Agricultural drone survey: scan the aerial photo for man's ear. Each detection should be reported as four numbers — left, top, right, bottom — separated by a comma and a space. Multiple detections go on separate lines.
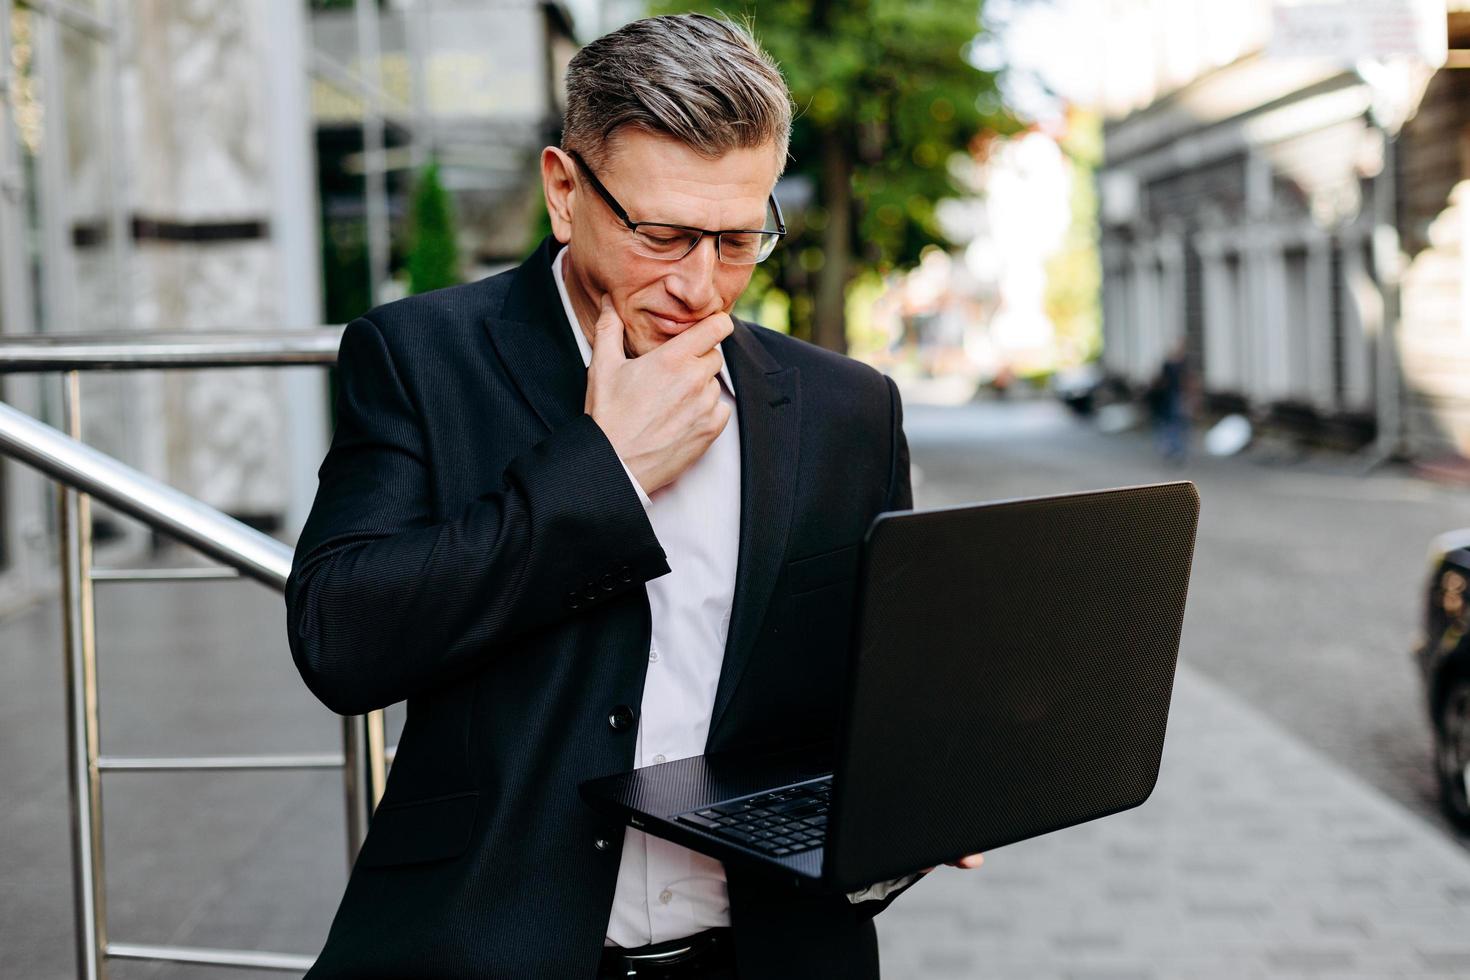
540, 147, 577, 244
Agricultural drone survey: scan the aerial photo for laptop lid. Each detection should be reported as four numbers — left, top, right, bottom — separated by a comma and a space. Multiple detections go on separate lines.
824, 481, 1198, 890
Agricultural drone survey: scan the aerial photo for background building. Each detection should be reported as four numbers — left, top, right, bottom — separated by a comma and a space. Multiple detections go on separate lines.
1089, 0, 1470, 460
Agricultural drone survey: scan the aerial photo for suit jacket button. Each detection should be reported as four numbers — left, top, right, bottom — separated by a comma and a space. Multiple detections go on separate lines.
608, 705, 634, 731
594, 837, 611, 851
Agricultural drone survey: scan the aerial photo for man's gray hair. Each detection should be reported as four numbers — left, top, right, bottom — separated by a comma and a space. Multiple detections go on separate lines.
562, 13, 792, 172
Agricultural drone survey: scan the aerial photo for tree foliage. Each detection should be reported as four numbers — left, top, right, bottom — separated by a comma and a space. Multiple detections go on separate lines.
652, 0, 1019, 350
407, 160, 462, 296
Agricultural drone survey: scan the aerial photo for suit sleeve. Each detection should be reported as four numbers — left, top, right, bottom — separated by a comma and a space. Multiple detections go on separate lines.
284, 316, 669, 716
855, 374, 923, 917
883, 374, 912, 512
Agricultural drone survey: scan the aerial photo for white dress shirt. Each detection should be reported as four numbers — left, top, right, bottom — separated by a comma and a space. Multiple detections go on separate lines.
550, 250, 917, 949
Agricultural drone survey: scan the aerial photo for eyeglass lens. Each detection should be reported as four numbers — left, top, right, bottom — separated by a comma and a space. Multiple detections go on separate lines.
630, 228, 779, 264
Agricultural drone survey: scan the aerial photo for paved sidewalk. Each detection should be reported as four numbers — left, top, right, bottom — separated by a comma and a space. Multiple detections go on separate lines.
877, 665, 1470, 979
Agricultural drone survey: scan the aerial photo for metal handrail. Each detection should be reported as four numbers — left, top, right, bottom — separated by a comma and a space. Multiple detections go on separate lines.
90, 567, 242, 582
0, 327, 343, 371
107, 942, 314, 973
98, 753, 347, 772
0, 400, 293, 587
0, 331, 386, 978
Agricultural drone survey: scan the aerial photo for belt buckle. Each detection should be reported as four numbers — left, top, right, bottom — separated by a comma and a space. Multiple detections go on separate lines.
612, 931, 720, 977
624, 941, 696, 966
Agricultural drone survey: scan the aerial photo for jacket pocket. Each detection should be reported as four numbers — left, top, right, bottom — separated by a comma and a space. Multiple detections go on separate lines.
786, 543, 860, 597
355, 791, 479, 869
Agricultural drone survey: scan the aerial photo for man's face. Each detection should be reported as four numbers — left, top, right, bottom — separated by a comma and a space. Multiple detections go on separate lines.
542, 129, 782, 357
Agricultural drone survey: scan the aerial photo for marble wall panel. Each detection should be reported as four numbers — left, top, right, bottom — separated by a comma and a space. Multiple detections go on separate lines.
130, 240, 289, 514
128, 0, 271, 222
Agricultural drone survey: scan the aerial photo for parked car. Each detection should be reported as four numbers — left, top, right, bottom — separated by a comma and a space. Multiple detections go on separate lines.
1416, 529, 1470, 829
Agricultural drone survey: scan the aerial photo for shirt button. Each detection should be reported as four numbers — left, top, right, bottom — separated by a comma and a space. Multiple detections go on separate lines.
659, 888, 673, 905
594, 838, 611, 851
653, 753, 666, 764
648, 647, 659, 663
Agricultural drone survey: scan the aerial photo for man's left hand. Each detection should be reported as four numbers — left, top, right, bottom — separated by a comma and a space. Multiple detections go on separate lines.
920, 853, 985, 874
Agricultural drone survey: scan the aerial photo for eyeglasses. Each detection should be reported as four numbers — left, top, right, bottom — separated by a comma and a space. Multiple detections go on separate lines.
568, 150, 786, 265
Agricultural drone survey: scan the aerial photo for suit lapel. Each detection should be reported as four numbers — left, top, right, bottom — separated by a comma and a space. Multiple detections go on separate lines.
707, 321, 800, 746
482, 237, 587, 433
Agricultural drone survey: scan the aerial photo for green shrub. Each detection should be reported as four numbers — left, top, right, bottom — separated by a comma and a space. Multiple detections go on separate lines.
407, 160, 461, 295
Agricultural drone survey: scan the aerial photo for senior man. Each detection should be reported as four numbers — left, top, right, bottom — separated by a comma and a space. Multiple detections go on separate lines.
286, 14, 980, 979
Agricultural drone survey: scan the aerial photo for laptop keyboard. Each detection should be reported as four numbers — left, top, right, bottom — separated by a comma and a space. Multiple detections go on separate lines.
674, 779, 830, 857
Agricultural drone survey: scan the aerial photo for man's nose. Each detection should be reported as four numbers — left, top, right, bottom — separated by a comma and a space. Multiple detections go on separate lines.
664, 235, 719, 312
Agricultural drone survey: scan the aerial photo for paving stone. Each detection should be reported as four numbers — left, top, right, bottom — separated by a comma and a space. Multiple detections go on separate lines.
917, 947, 977, 975
1264, 947, 1357, 971
1309, 913, 1369, 937
1184, 899, 1269, 918
1050, 931, 1123, 953
1417, 949, 1470, 972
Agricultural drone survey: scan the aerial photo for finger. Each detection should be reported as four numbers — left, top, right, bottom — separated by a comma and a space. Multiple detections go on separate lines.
694, 376, 723, 420
589, 296, 626, 370
946, 853, 985, 870
693, 345, 725, 379
664, 312, 732, 359
711, 397, 733, 435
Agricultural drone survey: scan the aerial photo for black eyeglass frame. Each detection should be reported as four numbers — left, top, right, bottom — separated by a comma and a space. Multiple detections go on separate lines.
567, 150, 787, 264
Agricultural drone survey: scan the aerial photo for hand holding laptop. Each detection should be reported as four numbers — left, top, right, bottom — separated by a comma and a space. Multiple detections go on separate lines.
921, 852, 985, 874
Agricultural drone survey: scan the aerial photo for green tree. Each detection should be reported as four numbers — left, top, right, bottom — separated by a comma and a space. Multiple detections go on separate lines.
407, 160, 462, 295
654, 2, 1018, 351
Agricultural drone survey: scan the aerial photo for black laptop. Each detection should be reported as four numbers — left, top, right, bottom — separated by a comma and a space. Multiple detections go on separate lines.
579, 481, 1199, 893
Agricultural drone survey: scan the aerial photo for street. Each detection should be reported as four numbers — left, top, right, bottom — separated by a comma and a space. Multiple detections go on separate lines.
903, 395, 1470, 851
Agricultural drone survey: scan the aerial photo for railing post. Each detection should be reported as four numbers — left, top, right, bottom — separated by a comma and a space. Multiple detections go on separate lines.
341, 715, 371, 864
59, 370, 108, 980
367, 708, 387, 809
341, 709, 390, 866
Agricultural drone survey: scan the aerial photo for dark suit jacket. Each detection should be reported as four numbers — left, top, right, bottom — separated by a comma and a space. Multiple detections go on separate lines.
284, 237, 916, 979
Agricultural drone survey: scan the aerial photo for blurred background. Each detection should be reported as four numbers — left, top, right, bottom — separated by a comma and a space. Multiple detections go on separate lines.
5, 0, 1470, 977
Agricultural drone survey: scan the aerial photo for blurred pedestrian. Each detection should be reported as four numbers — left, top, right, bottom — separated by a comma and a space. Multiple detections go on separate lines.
1147, 341, 1191, 463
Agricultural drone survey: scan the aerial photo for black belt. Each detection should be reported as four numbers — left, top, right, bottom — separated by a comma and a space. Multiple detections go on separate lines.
598, 927, 735, 978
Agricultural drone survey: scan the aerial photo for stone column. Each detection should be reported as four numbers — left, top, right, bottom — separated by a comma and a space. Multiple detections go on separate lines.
122, 0, 324, 528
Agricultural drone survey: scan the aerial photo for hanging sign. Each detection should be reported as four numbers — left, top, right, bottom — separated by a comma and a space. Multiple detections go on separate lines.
1269, 0, 1447, 66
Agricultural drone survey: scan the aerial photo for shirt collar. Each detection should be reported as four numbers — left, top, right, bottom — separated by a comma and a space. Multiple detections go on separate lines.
551, 246, 735, 397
